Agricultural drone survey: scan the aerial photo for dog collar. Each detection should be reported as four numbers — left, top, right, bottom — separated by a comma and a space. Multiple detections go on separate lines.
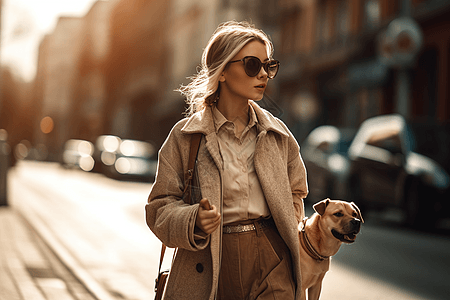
300, 218, 330, 262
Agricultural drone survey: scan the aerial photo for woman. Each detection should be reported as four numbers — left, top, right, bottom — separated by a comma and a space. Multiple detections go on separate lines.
146, 21, 308, 300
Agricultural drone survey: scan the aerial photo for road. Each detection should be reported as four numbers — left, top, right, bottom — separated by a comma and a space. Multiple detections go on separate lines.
8, 161, 450, 300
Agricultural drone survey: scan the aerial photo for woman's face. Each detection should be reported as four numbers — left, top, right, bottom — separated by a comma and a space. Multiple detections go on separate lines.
219, 40, 270, 102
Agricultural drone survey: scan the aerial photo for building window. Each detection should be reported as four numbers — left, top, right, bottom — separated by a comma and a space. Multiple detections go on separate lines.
316, 3, 330, 50
280, 7, 301, 55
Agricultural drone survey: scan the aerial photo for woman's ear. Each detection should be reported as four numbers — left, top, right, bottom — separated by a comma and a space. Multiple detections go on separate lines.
219, 72, 226, 83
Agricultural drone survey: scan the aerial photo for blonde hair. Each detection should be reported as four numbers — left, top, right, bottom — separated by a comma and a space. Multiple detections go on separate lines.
178, 21, 274, 116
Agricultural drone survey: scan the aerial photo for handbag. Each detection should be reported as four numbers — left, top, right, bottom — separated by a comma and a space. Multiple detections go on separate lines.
154, 133, 202, 300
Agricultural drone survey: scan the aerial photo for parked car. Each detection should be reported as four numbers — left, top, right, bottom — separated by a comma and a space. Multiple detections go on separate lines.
94, 135, 157, 181
302, 125, 356, 203
347, 114, 450, 228
62, 139, 95, 172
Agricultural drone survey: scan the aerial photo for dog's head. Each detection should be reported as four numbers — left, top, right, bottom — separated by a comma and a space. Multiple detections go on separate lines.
313, 198, 364, 244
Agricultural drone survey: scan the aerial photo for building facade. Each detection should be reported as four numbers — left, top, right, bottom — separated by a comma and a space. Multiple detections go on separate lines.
102, 0, 171, 147
69, 0, 115, 143
275, 0, 450, 169
34, 16, 84, 161
30, 0, 449, 171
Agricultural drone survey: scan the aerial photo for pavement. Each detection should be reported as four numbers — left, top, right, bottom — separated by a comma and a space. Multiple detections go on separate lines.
3, 161, 446, 300
0, 206, 104, 300
5, 162, 152, 300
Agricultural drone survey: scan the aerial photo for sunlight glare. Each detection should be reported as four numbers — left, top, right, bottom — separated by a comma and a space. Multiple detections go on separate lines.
1, 0, 99, 81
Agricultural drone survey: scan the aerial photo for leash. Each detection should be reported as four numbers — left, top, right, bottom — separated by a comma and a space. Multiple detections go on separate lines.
299, 217, 330, 262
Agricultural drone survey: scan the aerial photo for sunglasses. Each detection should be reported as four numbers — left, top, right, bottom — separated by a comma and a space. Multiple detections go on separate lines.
228, 56, 280, 79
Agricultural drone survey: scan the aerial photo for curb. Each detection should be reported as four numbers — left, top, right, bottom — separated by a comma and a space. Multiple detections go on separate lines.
16, 206, 116, 300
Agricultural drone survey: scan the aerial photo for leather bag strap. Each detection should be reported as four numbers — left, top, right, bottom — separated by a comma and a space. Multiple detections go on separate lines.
183, 133, 202, 205
158, 243, 166, 272
158, 243, 166, 273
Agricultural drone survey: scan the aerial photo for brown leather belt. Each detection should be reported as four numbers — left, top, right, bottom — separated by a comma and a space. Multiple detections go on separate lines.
223, 218, 274, 234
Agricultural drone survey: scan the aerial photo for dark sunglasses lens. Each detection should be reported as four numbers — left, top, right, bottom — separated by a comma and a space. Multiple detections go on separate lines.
266, 61, 279, 78
244, 57, 262, 77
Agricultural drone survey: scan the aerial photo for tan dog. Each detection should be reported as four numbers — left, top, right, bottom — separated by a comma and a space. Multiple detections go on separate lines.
299, 199, 364, 300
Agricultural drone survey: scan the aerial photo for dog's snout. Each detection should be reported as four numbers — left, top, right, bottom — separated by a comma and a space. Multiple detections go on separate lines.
351, 219, 360, 225
350, 219, 361, 230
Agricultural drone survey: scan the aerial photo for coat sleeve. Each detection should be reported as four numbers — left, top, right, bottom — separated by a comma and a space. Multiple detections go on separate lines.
145, 123, 210, 250
286, 131, 308, 224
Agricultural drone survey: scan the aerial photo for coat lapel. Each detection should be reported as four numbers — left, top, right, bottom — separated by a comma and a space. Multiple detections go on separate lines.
181, 106, 222, 169
251, 102, 301, 293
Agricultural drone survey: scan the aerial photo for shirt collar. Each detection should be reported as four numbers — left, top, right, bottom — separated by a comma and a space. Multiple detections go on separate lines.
248, 104, 258, 128
181, 101, 289, 138
212, 104, 258, 133
212, 105, 228, 133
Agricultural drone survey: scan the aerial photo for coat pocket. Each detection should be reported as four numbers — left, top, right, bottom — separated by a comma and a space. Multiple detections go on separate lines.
164, 247, 213, 299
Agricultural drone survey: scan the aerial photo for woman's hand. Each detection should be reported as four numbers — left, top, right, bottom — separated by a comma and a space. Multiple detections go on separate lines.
196, 198, 221, 235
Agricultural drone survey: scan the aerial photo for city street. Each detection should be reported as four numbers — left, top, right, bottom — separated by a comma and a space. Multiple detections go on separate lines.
7, 161, 450, 300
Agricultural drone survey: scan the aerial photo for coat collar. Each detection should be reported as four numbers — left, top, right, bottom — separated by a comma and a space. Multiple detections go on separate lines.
181, 100, 289, 137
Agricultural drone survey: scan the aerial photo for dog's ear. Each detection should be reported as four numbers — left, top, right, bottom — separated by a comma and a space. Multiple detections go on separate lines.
313, 198, 330, 215
351, 202, 364, 223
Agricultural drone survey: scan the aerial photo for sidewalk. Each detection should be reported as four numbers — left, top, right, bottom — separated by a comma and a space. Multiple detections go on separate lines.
0, 206, 96, 300
9, 162, 152, 300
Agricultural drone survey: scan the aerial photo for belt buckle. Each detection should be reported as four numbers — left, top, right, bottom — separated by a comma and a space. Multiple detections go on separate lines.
236, 224, 243, 233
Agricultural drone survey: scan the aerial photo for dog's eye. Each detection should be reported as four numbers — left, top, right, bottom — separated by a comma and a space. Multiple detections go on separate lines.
352, 212, 357, 217
334, 212, 344, 217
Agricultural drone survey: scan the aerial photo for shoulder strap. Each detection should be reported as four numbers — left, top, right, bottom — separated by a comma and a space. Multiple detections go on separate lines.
183, 133, 202, 205
158, 243, 166, 272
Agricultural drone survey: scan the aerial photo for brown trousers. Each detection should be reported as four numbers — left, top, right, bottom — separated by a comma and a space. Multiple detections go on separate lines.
217, 220, 296, 300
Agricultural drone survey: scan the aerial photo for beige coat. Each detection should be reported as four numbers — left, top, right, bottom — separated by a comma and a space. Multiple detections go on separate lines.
146, 101, 308, 299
